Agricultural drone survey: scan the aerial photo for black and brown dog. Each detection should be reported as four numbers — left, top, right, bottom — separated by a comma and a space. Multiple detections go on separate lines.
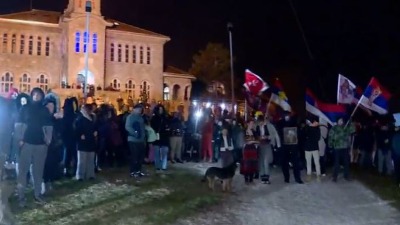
201, 162, 238, 192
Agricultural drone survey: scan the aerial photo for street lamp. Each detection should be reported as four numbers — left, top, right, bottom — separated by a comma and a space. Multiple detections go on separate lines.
83, 0, 92, 98
227, 22, 235, 116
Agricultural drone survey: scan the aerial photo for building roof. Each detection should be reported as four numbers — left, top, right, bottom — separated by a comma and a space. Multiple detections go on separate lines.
106, 19, 169, 39
0, 9, 61, 24
164, 66, 196, 80
0, 10, 169, 38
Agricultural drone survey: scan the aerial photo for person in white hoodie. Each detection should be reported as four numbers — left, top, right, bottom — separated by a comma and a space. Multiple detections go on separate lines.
255, 116, 281, 184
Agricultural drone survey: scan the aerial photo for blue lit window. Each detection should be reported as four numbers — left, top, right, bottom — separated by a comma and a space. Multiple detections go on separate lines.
83, 31, 89, 53
92, 33, 97, 53
75, 32, 80, 53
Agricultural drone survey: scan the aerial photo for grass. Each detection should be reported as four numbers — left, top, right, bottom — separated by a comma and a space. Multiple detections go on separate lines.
351, 165, 400, 209
9, 165, 223, 225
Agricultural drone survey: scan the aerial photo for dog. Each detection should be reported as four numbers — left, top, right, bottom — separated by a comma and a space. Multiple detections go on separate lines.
201, 162, 237, 192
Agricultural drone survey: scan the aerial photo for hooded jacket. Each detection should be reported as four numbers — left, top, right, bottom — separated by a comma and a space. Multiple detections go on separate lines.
150, 105, 170, 146
19, 87, 53, 145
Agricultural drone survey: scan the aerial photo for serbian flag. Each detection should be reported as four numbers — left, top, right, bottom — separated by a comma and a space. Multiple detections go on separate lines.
243, 69, 269, 96
337, 74, 356, 104
353, 86, 372, 116
358, 77, 391, 115
306, 89, 347, 125
270, 79, 291, 112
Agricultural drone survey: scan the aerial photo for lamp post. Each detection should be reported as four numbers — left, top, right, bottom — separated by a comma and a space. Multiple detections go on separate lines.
83, 0, 92, 98
227, 22, 235, 116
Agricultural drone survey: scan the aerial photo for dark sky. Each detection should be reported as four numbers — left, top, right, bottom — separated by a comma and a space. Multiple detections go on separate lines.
1, 0, 400, 103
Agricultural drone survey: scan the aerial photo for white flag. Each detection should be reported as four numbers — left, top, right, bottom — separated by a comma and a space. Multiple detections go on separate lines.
337, 74, 356, 104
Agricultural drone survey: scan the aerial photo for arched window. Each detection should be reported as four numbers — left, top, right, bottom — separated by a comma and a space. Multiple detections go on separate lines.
146, 46, 151, 64
111, 79, 120, 90
83, 31, 88, 53
11, 34, 16, 53
163, 84, 170, 101
37, 74, 49, 91
75, 32, 80, 52
140, 81, 150, 100
139, 46, 143, 64
125, 80, 135, 98
20, 35, 25, 54
110, 43, 114, 61
37, 36, 42, 55
132, 45, 136, 63
19, 74, 31, 92
172, 84, 180, 101
2, 33, 8, 53
92, 33, 97, 53
184, 86, 191, 100
1, 72, 13, 93
125, 45, 129, 63
28, 36, 33, 55
45, 37, 50, 56
117, 44, 122, 62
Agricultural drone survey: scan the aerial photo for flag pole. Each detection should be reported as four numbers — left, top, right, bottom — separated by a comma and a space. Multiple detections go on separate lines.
346, 101, 360, 127
244, 99, 248, 121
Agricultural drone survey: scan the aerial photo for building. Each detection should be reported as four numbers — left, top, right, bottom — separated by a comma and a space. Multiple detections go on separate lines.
0, 0, 195, 114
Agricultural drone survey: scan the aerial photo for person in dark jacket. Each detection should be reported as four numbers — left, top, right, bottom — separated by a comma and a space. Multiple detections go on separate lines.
151, 104, 170, 171
169, 112, 184, 163
42, 97, 64, 194
391, 125, 400, 187
277, 112, 303, 184
377, 124, 393, 175
62, 96, 79, 178
125, 104, 146, 178
17, 87, 53, 206
304, 117, 321, 182
75, 103, 97, 181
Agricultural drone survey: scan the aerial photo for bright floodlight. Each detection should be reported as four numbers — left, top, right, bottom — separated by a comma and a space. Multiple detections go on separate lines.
195, 110, 202, 118
206, 102, 211, 108
220, 103, 226, 110
192, 101, 197, 106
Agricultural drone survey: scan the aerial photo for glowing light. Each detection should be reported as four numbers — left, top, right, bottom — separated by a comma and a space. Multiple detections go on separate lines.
192, 101, 197, 106
206, 102, 211, 108
195, 110, 202, 119
220, 103, 226, 110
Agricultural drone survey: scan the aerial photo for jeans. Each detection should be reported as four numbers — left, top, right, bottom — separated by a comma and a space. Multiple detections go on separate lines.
154, 145, 169, 170
281, 145, 302, 182
378, 149, 393, 174
259, 143, 273, 176
129, 142, 146, 173
333, 148, 350, 179
305, 150, 321, 176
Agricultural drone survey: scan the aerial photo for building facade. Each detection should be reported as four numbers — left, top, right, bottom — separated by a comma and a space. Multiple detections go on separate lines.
0, 0, 195, 110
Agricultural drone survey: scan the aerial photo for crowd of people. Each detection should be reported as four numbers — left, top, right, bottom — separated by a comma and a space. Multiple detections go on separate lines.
1, 86, 400, 209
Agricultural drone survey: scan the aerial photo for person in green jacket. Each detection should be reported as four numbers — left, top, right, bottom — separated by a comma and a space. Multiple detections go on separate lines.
328, 117, 355, 182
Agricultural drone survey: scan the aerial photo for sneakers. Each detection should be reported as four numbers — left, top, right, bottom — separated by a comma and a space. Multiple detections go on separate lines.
34, 196, 47, 205
306, 175, 312, 182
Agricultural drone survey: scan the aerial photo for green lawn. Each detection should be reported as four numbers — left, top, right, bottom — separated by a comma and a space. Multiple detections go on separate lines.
9, 166, 223, 225
352, 165, 400, 209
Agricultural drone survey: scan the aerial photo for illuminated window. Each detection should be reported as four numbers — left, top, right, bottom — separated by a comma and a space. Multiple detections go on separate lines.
20, 35, 25, 54
139, 46, 143, 64
163, 84, 170, 101
2, 34, 8, 53
37, 74, 49, 91
92, 33, 97, 53
37, 36, 42, 56
111, 79, 121, 90
19, 74, 31, 92
28, 36, 33, 55
125, 45, 129, 63
83, 31, 88, 53
11, 34, 16, 53
75, 32, 80, 52
125, 80, 135, 98
140, 81, 150, 100
117, 44, 122, 62
146, 46, 151, 64
132, 45, 136, 63
110, 43, 114, 61
45, 37, 50, 56
1, 72, 13, 93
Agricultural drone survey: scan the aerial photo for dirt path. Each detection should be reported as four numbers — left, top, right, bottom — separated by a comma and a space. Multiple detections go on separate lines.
174, 162, 400, 225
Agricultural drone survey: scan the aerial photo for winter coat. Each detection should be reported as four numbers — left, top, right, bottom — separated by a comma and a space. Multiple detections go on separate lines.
391, 131, 400, 156
75, 110, 97, 152
150, 114, 170, 146
376, 129, 391, 153
328, 124, 355, 150
304, 126, 321, 151
232, 124, 245, 149
125, 111, 145, 143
